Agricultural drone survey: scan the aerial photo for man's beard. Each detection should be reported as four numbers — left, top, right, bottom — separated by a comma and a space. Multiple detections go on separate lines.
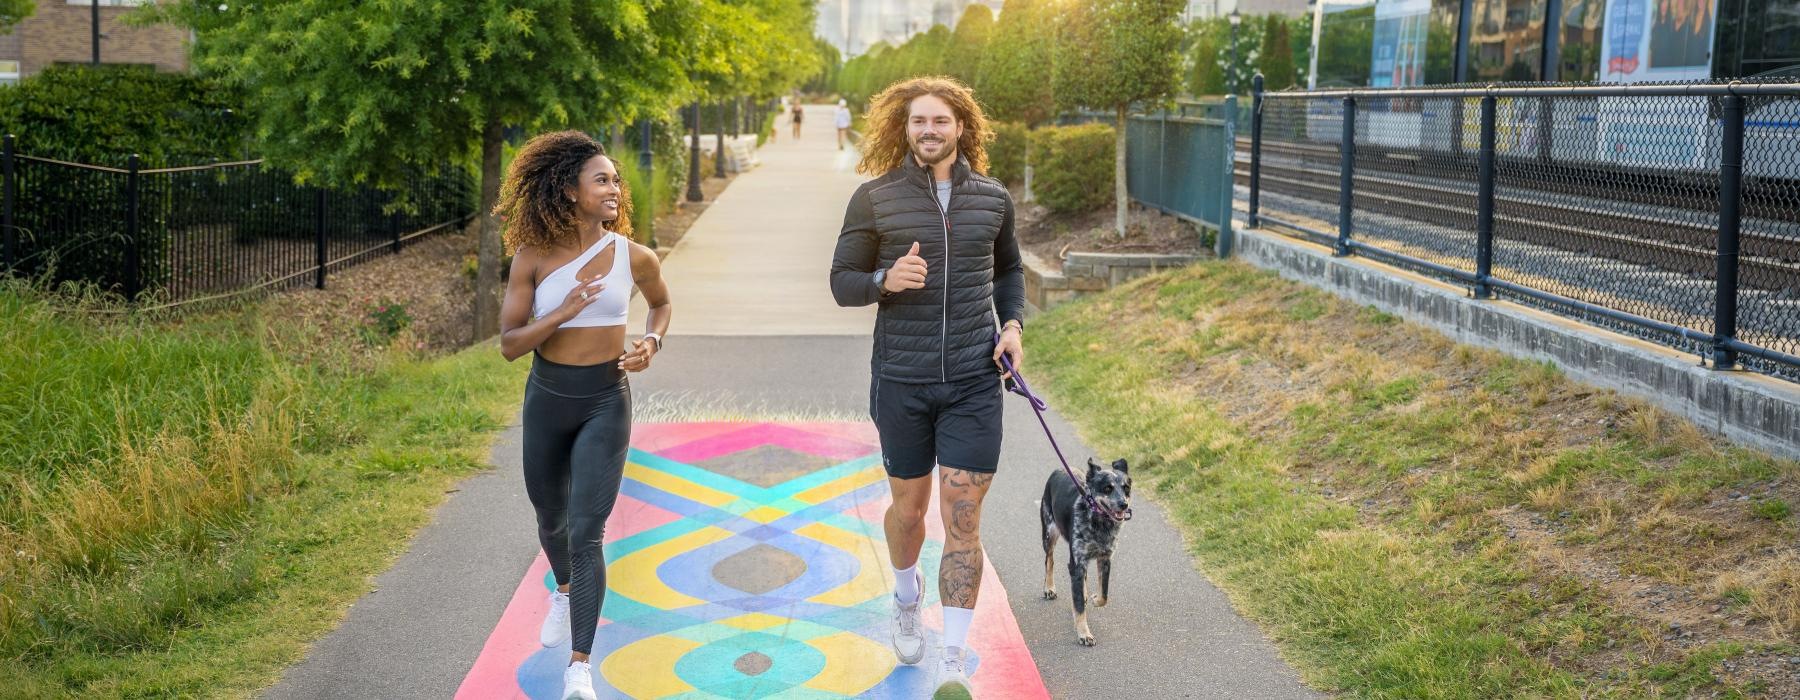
910, 135, 955, 166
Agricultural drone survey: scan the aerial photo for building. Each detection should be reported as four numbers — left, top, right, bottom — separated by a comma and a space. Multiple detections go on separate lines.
817, 0, 1006, 57
0, 0, 190, 84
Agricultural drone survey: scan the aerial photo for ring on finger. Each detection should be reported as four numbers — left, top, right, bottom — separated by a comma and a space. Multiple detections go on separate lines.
580, 291, 589, 300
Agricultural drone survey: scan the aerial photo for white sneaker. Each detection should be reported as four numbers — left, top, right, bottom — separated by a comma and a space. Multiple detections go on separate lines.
540, 590, 570, 648
934, 646, 974, 699
891, 570, 926, 665
562, 660, 597, 700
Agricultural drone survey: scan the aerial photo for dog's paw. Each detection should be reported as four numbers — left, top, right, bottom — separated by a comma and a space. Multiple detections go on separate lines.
1042, 589, 1057, 600
1077, 634, 1096, 646
1090, 595, 1108, 608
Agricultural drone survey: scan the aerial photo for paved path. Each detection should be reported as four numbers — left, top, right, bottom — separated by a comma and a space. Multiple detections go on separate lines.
263, 105, 1320, 699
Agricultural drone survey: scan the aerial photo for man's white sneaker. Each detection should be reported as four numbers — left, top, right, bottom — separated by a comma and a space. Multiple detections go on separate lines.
934, 645, 974, 699
891, 570, 926, 665
540, 590, 571, 648
562, 660, 597, 700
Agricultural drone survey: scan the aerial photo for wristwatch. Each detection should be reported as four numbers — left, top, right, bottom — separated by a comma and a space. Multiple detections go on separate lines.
643, 333, 663, 352
872, 269, 891, 296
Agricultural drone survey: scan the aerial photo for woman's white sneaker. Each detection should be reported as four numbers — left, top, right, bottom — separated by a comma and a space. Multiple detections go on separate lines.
562, 660, 597, 700
540, 590, 571, 647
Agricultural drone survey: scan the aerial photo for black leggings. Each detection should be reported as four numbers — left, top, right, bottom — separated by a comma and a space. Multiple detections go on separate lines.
521, 353, 631, 655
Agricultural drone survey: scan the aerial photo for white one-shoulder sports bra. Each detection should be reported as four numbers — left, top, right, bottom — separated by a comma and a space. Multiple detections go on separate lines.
532, 232, 631, 328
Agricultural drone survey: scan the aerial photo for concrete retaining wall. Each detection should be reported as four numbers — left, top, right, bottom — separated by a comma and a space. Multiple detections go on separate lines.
1023, 250, 1200, 312
1235, 227, 1800, 460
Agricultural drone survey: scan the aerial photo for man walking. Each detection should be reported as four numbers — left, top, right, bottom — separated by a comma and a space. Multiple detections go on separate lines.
829, 76, 1024, 698
835, 98, 854, 150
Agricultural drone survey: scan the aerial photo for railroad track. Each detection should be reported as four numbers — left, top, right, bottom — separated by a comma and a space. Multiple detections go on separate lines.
1233, 148, 1800, 291
1236, 137, 1800, 224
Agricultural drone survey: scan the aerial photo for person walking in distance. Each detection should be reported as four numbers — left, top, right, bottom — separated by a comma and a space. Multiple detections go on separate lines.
791, 98, 805, 139
835, 98, 854, 150
828, 76, 1024, 699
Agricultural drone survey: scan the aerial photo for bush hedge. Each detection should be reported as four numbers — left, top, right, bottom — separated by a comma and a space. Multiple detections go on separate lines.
988, 121, 1027, 187
0, 65, 250, 167
1029, 123, 1114, 214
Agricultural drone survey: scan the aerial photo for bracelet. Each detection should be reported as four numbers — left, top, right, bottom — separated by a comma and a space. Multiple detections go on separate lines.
643, 333, 663, 351
1002, 320, 1024, 334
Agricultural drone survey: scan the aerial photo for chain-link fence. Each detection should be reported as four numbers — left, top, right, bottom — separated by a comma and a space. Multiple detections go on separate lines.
1, 136, 476, 307
1243, 79, 1800, 383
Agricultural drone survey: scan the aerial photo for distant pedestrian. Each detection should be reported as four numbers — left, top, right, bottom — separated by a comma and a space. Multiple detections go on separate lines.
835, 99, 854, 150
791, 100, 805, 139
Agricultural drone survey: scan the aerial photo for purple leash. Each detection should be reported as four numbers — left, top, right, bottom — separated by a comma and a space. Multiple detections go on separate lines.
995, 334, 1132, 523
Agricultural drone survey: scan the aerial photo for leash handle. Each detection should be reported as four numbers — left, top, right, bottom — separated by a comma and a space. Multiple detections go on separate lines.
995, 333, 1131, 523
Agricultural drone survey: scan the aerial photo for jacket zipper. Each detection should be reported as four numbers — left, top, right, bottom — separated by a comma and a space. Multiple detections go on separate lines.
935, 180, 950, 382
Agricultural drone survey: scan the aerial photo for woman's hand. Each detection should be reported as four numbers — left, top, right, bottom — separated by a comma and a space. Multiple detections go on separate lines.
619, 336, 657, 372
553, 278, 606, 322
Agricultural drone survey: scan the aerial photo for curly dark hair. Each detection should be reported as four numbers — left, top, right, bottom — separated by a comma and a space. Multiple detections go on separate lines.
495, 130, 623, 253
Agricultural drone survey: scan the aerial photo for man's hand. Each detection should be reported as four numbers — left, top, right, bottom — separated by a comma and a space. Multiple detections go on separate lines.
884, 241, 928, 293
994, 324, 1023, 380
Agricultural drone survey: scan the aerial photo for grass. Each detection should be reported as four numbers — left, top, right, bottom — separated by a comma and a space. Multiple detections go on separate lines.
1027, 260, 1800, 698
0, 282, 526, 697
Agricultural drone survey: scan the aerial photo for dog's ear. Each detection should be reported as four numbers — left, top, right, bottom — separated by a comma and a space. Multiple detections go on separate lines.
1086, 457, 1103, 476
1112, 458, 1129, 474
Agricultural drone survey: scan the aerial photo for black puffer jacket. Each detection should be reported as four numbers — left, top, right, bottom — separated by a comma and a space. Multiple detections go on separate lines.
830, 155, 1025, 384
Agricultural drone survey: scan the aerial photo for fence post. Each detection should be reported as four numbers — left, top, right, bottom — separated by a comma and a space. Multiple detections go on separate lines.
1712, 91, 1746, 371
1336, 95, 1355, 256
1218, 95, 1237, 259
125, 154, 142, 302
1474, 93, 1497, 299
686, 102, 704, 202
638, 118, 657, 249
1248, 74, 1264, 229
314, 187, 327, 290
3, 134, 14, 273
390, 196, 402, 254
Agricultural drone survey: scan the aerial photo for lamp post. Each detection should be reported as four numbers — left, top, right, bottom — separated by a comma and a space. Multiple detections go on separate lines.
1228, 9, 1242, 96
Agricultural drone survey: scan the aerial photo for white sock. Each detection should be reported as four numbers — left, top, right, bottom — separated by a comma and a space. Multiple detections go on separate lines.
894, 563, 921, 605
943, 606, 974, 651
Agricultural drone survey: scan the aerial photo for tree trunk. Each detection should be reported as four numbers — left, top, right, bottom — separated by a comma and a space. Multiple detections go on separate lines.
1115, 105, 1129, 238
474, 119, 504, 341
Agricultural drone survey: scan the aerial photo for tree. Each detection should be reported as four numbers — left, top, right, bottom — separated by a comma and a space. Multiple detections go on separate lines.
0, 0, 32, 34
1261, 14, 1296, 91
152, 0, 697, 340
943, 4, 995, 87
979, 0, 1056, 126
1053, 0, 1185, 236
902, 24, 953, 81
804, 36, 842, 95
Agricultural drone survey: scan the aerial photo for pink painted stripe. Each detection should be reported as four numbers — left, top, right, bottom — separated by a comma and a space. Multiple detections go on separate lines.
454, 556, 549, 700
657, 423, 877, 464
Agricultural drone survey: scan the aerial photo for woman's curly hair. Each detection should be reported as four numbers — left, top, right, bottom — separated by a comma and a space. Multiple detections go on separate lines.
495, 130, 631, 253
856, 76, 992, 177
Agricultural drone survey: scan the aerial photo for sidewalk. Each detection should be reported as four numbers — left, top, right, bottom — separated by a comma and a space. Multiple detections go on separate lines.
262, 105, 1319, 699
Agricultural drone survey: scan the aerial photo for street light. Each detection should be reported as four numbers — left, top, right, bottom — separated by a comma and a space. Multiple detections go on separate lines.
1228, 9, 1241, 96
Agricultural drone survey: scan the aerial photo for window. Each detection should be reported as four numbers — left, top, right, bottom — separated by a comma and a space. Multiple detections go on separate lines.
0, 60, 17, 87
1467, 0, 1548, 81
1558, 0, 1606, 79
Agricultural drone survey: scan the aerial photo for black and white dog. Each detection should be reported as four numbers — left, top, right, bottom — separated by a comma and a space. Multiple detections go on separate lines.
1039, 457, 1132, 646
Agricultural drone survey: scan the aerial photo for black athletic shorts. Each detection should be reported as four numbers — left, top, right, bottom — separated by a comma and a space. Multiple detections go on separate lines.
870, 373, 1003, 479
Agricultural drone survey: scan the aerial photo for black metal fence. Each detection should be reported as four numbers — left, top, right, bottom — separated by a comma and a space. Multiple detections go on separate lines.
1, 135, 477, 307
1243, 78, 1800, 383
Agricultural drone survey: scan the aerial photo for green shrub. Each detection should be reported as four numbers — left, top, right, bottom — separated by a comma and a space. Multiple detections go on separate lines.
988, 121, 1027, 187
358, 300, 412, 346
1030, 123, 1115, 214
0, 64, 249, 167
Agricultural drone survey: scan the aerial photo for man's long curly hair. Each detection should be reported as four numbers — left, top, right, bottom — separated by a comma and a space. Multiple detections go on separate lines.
495, 130, 632, 253
856, 76, 992, 177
